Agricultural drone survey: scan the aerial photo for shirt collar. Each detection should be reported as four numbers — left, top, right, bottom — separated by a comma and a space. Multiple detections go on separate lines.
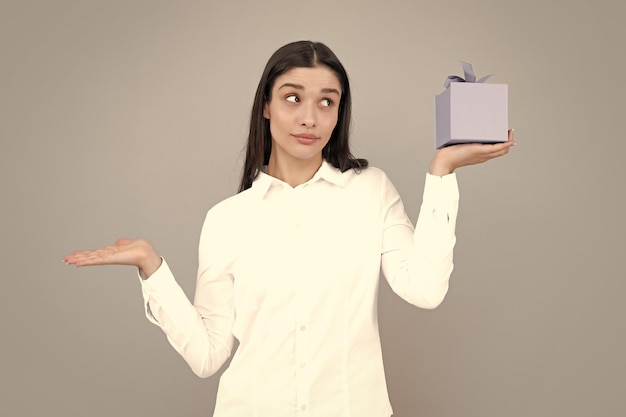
250, 159, 347, 199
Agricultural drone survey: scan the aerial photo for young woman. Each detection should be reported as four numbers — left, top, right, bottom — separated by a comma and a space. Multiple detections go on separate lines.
65, 41, 514, 417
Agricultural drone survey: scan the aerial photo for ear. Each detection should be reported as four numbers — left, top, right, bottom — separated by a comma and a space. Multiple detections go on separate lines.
263, 103, 270, 119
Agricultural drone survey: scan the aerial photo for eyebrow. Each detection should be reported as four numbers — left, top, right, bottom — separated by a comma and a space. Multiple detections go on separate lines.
278, 83, 341, 95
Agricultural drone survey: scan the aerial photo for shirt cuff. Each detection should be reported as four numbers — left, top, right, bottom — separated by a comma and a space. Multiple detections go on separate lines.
138, 258, 176, 325
138, 257, 169, 284
423, 172, 459, 205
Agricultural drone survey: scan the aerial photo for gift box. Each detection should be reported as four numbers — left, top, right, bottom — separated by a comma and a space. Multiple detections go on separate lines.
435, 62, 508, 148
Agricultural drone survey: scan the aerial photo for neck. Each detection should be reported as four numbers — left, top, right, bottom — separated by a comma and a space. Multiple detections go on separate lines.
267, 153, 323, 188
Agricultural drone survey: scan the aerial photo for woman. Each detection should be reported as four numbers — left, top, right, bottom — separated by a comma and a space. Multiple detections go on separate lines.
65, 41, 514, 416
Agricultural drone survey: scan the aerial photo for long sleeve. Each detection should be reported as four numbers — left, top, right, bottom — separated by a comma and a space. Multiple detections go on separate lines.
381, 172, 459, 309
140, 203, 237, 377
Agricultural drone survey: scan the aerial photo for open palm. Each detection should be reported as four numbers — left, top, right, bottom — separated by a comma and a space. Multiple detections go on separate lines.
64, 238, 162, 277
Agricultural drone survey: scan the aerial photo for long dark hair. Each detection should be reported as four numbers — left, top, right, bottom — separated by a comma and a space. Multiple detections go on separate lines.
238, 41, 368, 192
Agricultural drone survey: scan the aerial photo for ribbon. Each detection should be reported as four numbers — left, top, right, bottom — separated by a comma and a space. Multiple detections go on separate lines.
444, 61, 493, 88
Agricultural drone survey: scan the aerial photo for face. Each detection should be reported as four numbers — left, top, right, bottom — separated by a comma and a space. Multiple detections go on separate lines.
263, 66, 341, 167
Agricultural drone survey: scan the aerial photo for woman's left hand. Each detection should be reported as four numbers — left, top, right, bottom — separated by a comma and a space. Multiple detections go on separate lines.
429, 129, 516, 176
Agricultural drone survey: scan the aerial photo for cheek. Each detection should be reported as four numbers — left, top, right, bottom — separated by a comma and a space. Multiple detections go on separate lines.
267, 112, 288, 134
323, 113, 339, 135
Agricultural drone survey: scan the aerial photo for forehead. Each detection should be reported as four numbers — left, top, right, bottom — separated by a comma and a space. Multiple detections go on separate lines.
273, 66, 342, 93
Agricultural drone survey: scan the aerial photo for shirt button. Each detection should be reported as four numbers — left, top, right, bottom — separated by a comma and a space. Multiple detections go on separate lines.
300, 325, 306, 331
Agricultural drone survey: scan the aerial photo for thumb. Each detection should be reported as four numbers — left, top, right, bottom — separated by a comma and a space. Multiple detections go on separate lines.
115, 238, 133, 247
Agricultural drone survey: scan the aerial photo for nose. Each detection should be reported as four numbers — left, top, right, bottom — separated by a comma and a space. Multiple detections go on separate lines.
300, 102, 317, 128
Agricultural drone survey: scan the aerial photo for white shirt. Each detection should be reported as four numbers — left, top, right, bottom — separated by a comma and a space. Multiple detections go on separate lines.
141, 161, 459, 417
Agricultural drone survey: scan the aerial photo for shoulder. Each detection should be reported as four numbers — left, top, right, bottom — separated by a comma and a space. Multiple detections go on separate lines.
339, 166, 402, 209
355, 165, 386, 178
344, 165, 394, 190
204, 188, 254, 222
197, 189, 257, 250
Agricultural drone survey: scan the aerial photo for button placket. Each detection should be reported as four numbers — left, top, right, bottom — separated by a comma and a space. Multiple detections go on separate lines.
293, 186, 311, 415
295, 315, 310, 413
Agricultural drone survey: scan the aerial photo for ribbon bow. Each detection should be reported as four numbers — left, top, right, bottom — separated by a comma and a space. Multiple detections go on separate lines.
444, 61, 493, 88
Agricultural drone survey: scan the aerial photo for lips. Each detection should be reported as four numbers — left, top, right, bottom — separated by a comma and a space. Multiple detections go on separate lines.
292, 133, 319, 145
292, 133, 318, 139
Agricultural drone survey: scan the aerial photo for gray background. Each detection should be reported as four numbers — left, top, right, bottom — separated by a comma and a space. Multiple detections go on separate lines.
1, 0, 624, 416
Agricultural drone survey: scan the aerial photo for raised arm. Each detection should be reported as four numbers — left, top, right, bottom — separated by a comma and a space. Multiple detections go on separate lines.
381, 130, 515, 308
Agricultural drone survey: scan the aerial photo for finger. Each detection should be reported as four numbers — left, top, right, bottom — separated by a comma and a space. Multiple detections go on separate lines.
74, 256, 112, 267
470, 141, 513, 155
508, 128, 517, 145
65, 239, 127, 265
485, 140, 515, 155
64, 250, 95, 264
65, 251, 101, 266
73, 249, 118, 266
484, 146, 511, 161
64, 245, 118, 265
486, 142, 511, 155
470, 146, 509, 164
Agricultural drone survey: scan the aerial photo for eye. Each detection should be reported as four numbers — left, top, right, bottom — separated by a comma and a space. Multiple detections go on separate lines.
286, 95, 299, 103
320, 98, 333, 107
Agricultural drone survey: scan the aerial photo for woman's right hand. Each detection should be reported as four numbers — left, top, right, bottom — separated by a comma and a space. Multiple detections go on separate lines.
64, 238, 162, 278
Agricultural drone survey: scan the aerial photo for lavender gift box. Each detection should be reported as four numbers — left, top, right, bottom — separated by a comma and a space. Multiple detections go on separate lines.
435, 62, 508, 149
